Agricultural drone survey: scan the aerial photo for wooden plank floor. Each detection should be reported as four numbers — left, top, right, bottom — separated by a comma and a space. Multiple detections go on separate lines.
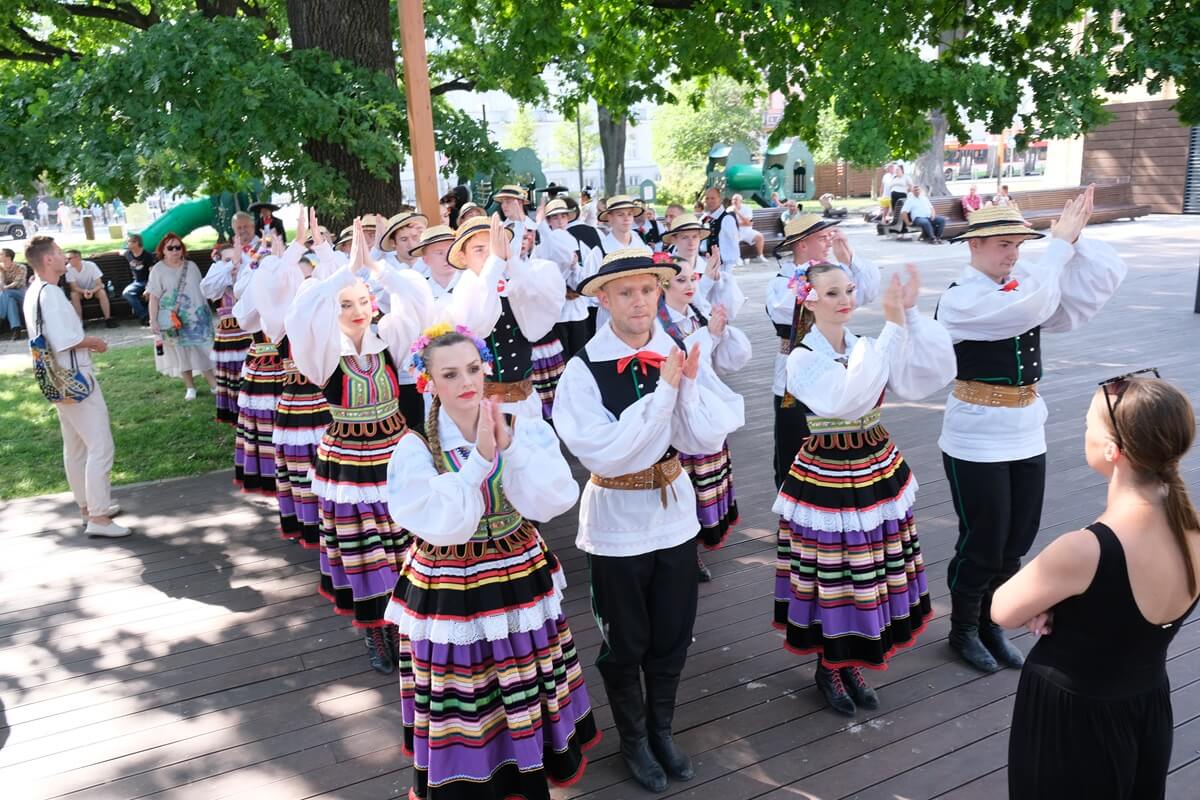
2, 214, 1199, 799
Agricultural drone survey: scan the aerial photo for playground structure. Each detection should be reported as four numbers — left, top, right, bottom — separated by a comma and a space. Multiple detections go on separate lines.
706, 139, 816, 206
472, 147, 548, 212
138, 188, 271, 250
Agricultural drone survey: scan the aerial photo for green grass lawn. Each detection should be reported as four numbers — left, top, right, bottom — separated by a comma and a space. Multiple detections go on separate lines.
0, 345, 234, 500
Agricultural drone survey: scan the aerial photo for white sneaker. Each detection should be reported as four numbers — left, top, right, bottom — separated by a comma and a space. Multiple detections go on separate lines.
86, 520, 132, 538
184, 388, 197, 401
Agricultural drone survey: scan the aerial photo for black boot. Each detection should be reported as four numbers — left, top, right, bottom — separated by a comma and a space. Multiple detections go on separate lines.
839, 666, 880, 711
697, 551, 712, 583
979, 622, 1024, 668
646, 674, 694, 781
815, 661, 856, 716
949, 622, 1001, 673
386, 623, 403, 663
365, 627, 394, 675
606, 681, 668, 793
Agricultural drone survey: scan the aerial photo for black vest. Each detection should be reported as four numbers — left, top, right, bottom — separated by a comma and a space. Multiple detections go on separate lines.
577, 345, 678, 462
486, 296, 534, 383
773, 322, 791, 339
937, 282, 1043, 386
568, 224, 604, 255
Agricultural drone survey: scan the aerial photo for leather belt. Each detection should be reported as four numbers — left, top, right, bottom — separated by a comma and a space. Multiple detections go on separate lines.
952, 379, 1039, 408
483, 378, 533, 403
590, 455, 683, 509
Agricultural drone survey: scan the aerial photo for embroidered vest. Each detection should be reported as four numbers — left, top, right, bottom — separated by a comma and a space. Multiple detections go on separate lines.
936, 282, 1043, 387
487, 296, 534, 383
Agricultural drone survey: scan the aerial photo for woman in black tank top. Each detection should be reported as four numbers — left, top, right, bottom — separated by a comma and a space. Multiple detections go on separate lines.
992, 374, 1200, 799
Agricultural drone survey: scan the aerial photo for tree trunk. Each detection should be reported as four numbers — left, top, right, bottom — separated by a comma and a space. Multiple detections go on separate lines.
597, 104, 627, 196
913, 109, 950, 196
286, 0, 403, 223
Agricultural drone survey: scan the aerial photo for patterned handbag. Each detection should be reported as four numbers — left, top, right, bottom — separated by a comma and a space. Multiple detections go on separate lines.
30, 285, 94, 404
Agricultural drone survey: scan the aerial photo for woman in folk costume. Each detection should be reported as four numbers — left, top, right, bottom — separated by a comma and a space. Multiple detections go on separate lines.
231, 232, 286, 494
252, 208, 335, 548
385, 325, 599, 800
774, 262, 955, 715
199, 242, 253, 425
285, 218, 428, 674
658, 214, 751, 582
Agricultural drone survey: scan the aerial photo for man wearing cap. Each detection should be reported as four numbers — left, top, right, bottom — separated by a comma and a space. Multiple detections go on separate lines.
248, 201, 287, 243
699, 187, 740, 273
766, 214, 881, 488
934, 186, 1128, 673
553, 248, 744, 793
535, 197, 597, 357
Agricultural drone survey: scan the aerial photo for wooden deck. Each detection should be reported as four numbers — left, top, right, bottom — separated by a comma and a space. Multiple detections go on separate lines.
3, 215, 1199, 799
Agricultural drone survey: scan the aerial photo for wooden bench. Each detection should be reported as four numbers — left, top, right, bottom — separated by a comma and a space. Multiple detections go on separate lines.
74, 250, 214, 322
916, 183, 1152, 240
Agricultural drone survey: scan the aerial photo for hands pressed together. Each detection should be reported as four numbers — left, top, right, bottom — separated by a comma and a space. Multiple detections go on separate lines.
660, 343, 702, 389
474, 398, 512, 462
881, 263, 921, 326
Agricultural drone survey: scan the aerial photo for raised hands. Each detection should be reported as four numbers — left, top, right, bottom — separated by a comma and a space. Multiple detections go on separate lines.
705, 247, 721, 282
708, 304, 728, 338
349, 217, 381, 278
295, 205, 309, 247
899, 263, 921, 309
535, 193, 547, 226
489, 213, 511, 262
881, 273, 906, 327
1050, 184, 1094, 245
474, 399, 511, 461
830, 227, 853, 266
308, 207, 325, 249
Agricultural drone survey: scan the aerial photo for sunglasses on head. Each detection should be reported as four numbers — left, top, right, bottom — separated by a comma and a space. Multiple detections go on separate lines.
165, 244, 182, 251
1098, 367, 1160, 448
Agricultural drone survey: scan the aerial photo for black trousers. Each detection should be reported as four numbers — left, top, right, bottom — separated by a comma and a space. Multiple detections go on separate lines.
773, 394, 810, 490
589, 537, 698, 693
397, 382, 426, 437
944, 452, 1047, 626
556, 319, 591, 359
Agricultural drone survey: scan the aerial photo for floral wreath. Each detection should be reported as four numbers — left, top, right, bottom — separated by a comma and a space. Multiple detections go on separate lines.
408, 323, 494, 393
788, 259, 821, 302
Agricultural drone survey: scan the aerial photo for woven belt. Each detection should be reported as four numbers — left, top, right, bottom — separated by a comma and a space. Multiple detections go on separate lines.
590, 455, 683, 509
217, 316, 241, 331
470, 508, 524, 541
484, 378, 533, 404
329, 398, 400, 424
952, 379, 1039, 409
419, 520, 535, 560
248, 341, 279, 358
806, 408, 882, 434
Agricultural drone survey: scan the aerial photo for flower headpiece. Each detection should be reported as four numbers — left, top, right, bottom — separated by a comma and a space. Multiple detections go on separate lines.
651, 251, 675, 265
788, 259, 821, 302
408, 323, 494, 394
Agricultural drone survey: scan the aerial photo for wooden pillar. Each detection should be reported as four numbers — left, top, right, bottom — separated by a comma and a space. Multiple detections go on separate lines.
397, 0, 440, 219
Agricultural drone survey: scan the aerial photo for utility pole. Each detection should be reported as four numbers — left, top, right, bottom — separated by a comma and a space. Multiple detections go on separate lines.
397, 0, 439, 219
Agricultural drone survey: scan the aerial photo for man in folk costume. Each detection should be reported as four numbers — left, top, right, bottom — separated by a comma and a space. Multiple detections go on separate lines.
494, 184, 537, 244
248, 201, 287, 243
935, 187, 1128, 672
374, 210, 428, 276
698, 186, 740, 273
553, 249, 745, 792
535, 196, 598, 358
766, 214, 880, 488
599, 195, 648, 253
561, 195, 606, 339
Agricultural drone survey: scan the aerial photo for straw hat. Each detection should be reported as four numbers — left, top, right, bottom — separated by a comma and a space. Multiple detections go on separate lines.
457, 201, 485, 222
661, 213, 708, 243
409, 225, 456, 256
378, 211, 429, 252
335, 225, 354, 247
302, 226, 333, 247
493, 185, 528, 202
447, 217, 514, 270
598, 195, 646, 221
545, 197, 579, 223
777, 214, 841, 251
949, 205, 1044, 242
577, 249, 679, 297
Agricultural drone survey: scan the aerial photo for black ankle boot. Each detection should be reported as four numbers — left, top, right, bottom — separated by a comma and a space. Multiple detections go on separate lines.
386, 624, 402, 662
607, 681, 667, 792
646, 674, 694, 781
815, 662, 856, 716
839, 666, 880, 711
697, 552, 712, 583
949, 622, 1001, 673
980, 622, 1024, 668
365, 627, 395, 674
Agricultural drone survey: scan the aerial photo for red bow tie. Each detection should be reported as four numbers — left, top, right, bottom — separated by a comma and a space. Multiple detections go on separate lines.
1000, 279, 1019, 292
617, 350, 666, 374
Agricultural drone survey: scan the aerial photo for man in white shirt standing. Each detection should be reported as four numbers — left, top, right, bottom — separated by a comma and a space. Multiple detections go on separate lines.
23, 237, 129, 538
554, 249, 743, 794
64, 249, 116, 327
935, 188, 1127, 673
699, 187, 740, 273
598, 195, 647, 253
729, 194, 765, 262
901, 186, 948, 244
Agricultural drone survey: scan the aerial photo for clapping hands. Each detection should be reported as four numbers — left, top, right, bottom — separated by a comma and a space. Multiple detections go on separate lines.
474, 399, 512, 461
1051, 184, 1094, 245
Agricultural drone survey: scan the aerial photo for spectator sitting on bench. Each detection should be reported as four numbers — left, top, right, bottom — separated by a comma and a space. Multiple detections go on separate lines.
901, 186, 947, 244
121, 233, 155, 326
1, 248, 28, 339
65, 249, 117, 327
729, 194, 765, 262
962, 184, 983, 217
780, 198, 801, 225
991, 184, 1019, 209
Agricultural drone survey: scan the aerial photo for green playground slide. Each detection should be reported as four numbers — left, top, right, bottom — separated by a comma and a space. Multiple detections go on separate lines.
137, 189, 264, 249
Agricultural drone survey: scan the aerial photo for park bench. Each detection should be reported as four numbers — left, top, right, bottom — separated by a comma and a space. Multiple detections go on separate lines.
928, 183, 1150, 239
74, 250, 214, 322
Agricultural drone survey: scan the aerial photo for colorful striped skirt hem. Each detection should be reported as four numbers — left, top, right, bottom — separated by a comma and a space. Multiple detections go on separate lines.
274, 374, 331, 549
771, 424, 930, 669
679, 441, 739, 549
387, 524, 598, 799
212, 316, 252, 425
314, 413, 410, 627
234, 350, 284, 494
530, 338, 566, 419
